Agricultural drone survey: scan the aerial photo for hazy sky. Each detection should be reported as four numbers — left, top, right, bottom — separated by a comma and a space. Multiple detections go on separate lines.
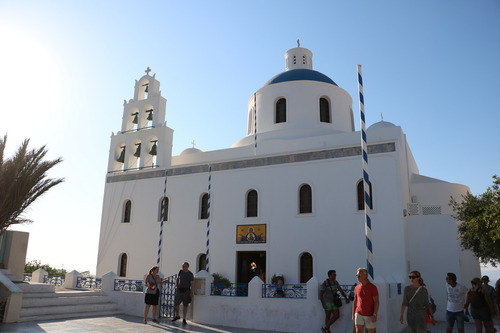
1, 1, 499, 276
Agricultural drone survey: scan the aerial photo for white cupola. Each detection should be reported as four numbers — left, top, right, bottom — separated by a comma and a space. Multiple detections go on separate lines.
285, 40, 313, 71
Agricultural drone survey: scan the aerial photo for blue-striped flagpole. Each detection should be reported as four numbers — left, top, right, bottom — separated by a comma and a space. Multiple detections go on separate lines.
157, 169, 168, 265
357, 64, 374, 280
253, 93, 257, 155
205, 164, 212, 272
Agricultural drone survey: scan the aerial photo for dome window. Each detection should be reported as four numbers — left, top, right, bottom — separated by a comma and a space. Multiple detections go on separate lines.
320, 98, 331, 123
275, 98, 287, 124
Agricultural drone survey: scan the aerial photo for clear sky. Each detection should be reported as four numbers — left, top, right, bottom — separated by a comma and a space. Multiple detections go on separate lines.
1, 1, 499, 276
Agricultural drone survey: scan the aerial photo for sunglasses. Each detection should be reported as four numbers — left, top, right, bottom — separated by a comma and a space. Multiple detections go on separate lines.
409, 275, 418, 279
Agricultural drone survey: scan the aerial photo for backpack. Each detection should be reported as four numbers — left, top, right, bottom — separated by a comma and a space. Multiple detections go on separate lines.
429, 296, 437, 314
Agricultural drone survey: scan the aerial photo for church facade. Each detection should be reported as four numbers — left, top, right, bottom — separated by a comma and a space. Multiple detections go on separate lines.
96, 45, 479, 323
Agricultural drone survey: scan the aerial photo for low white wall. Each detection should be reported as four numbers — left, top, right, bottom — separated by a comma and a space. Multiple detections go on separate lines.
193, 276, 355, 333
101, 270, 408, 332
101, 272, 147, 318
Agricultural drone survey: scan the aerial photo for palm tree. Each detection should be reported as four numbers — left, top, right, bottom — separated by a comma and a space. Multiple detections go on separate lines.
0, 134, 64, 232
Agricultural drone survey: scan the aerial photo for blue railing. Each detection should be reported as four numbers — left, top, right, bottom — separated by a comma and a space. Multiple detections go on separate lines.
211, 283, 248, 297
114, 279, 144, 292
339, 284, 356, 300
43, 275, 65, 286
23, 274, 32, 282
77, 276, 102, 290
262, 283, 307, 298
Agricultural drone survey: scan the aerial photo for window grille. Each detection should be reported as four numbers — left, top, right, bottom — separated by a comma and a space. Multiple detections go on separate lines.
407, 203, 419, 215
422, 205, 441, 215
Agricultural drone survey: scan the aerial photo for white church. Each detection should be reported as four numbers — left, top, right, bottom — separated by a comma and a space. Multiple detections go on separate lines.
96, 44, 480, 331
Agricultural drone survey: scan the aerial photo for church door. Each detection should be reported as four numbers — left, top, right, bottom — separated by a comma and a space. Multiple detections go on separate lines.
237, 251, 266, 284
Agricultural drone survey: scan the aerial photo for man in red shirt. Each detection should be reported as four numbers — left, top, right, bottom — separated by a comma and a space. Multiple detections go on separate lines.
352, 268, 379, 333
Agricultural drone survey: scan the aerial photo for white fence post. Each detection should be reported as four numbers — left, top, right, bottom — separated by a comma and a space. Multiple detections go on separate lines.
32, 268, 48, 283
64, 270, 81, 289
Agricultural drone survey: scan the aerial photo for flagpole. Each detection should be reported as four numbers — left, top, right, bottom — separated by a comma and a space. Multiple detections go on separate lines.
357, 64, 374, 280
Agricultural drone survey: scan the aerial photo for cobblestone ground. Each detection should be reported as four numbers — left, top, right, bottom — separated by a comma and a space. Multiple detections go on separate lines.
401, 316, 500, 332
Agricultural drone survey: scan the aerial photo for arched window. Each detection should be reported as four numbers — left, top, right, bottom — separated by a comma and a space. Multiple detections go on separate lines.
300, 252, 313, 283
320, 97, 330, 123
158, 197, 169, 222
200, 193, 209, 219
119, 253, 127, 277
198, 253, 207, 272
357, 180, 373, 210
299, 184, 312, 214
275, 98, 286, 123
123, 200, 131, 223
246, 189, 258, 217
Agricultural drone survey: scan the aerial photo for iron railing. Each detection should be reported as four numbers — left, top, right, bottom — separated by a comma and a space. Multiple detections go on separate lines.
43, 275, 65, 286
211, 283, 248, 297
77, 276, 102, 290
262, 283, 307, 298
114, 279, 144, 292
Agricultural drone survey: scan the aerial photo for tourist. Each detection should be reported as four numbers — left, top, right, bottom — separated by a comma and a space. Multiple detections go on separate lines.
143, 265, 167, 324
400, 271, 435, 333
352, 268, 379, 333
465, 277, 495, 333
274, 274, 284, 297
496, 278, 500, 317
172, 262, 194, 325
319, 270, 350, 333
481, 276, 497, 316
445, 272, 468, 333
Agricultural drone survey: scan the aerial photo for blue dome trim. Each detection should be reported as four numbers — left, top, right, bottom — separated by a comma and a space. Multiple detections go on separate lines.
263, 69, 337, 87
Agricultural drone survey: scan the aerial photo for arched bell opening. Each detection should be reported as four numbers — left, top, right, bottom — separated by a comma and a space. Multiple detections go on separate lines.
138, 78, 150, 101
114, 143, 126, 172
143, 136, 158, 168
132, 139, 142, 170
143, 104, 154, 129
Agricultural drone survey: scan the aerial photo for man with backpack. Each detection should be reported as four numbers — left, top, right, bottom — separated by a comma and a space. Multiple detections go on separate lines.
319, 269, 350, 333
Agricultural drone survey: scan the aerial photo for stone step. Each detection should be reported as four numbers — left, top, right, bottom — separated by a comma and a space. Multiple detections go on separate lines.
22, 295, 112, 307
18, 309, 123, 323
15, 282, 55, 293
22, 290, 103, 298
20, 301, 119, 317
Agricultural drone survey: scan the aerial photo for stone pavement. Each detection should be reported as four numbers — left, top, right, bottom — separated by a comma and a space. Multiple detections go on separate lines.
1, 315, 500, 332
400, 316, 500, 333
0, 315, 283, 333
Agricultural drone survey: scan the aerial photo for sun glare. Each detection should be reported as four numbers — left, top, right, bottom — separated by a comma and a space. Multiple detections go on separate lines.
0, 27, 62, 131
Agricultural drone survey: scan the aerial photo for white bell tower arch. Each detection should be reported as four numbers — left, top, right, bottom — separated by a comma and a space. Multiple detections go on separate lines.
107, 67, 173, 173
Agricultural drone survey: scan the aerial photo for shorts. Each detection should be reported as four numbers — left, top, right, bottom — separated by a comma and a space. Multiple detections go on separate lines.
354, 313, 376, 329
446, 310, 465, 330
174, 289, 191, 306
471, 306, 492, 322
324, 301, 339, 311
144, 291, 159, 305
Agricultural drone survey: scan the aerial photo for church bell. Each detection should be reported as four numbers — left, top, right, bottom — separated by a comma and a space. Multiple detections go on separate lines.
146, 109, 153, 121
143, 83, 149, 93
117, 146, 126, 163
132, 112, 139, 124
149, 141, 158, 156
134, 143, 141, 157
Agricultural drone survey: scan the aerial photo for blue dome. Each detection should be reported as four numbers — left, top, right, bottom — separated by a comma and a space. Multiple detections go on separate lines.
263, 69, 337, 87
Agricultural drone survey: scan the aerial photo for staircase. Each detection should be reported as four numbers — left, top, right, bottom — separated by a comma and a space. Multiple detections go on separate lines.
16, 282, 122, 322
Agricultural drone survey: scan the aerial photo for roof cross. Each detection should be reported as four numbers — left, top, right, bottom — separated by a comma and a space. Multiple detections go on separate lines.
145, 67, 151, 75
191, 140, 196, 148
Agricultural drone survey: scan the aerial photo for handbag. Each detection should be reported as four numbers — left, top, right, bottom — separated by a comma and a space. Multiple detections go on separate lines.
146, 275, 157, 294
408, 286, 422, 303
327, 280, 342, 307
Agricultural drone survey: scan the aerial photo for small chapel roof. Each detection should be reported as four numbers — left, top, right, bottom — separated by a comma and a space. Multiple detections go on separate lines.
262, 68, 337, 87
367, 120, 397, 130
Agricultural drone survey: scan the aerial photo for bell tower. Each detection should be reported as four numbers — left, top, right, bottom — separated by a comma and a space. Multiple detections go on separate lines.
107, 67, 173, 173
